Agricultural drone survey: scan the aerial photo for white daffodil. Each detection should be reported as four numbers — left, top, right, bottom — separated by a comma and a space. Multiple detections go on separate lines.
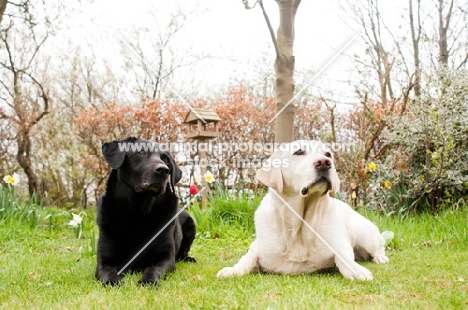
68, 213, 83, 228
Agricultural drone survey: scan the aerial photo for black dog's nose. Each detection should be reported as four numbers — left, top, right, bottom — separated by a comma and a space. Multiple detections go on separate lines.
314, 158, 332, 170
155, 164, 170, 175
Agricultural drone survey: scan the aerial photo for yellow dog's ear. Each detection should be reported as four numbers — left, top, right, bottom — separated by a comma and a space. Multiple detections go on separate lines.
328, 167, 341, 198
256, 151, 284, 193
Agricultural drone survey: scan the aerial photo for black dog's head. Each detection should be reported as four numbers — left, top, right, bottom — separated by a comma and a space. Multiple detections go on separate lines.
102, 137, 182, 196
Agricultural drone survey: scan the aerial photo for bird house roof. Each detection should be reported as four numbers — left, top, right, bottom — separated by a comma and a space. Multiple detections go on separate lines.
183, 109, 221, 124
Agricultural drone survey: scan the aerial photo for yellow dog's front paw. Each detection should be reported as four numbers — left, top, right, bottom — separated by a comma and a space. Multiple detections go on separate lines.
216, 267, 238, 278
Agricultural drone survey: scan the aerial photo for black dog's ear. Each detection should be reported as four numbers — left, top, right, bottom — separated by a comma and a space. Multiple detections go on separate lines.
167, 153, 182, 192
102, 140, 126, 169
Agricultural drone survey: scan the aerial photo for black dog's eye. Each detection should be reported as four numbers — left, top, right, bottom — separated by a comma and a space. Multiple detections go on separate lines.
293, 149, 305, 155
162, 157, 170, 164
324, 152, 332, 158
137, 151, 146, 156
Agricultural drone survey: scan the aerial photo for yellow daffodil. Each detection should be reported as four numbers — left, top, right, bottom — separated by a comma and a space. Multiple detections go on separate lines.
3, 172, 20, 186
382, 180, 392, 188
204, 171, 215, 184
367, 162, 377, 171
194, 176, 200, 185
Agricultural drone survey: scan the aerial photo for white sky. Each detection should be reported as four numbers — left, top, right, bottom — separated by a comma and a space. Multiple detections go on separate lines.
61, 0, 407, 104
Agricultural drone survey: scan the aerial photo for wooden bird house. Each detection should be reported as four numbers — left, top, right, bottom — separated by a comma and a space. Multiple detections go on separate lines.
183, 109, 221, 140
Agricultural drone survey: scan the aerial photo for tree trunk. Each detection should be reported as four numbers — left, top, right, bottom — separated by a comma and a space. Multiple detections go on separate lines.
438, 0, 453, 67
273, 0, 300, 143
257, 0, 300, 144
274, 57, 295, 143
409, 0, 422, 97
16, 129, 43, 197
0, 0, 6, 25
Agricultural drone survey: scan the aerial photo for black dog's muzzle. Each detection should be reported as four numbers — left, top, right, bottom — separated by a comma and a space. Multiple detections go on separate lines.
136, 163, 171, 193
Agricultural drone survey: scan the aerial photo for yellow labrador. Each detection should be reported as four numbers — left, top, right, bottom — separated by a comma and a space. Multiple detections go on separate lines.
217, 140, 389, 280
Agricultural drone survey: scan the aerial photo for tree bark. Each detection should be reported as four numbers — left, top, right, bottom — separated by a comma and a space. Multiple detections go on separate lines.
257, 0, 300, 143
0, 0, 6, 25
16, 129, 43, 196
273, 0, 301, 143
409, 0, 422, 97
438, 0, 453, 67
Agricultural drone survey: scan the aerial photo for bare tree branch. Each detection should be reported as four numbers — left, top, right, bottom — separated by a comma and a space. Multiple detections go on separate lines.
19, 68, 50, 125
456, 53, 468, 69
259, 0, 279, 57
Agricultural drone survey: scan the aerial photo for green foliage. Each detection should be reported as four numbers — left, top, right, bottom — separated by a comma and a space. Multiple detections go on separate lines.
0, 184, 97, 256
188, 183, 264, 239
0, 184, 47, 228
368, 70, 468, 214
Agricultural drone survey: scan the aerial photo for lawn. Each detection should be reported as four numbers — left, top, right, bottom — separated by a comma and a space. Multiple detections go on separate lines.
0, 191, 467, 309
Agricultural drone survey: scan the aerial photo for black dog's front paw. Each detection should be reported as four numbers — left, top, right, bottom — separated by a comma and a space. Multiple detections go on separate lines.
96, 266, 122, 286
139, 272, 161, 287
178, 256, 196, 263
138, 267, 164, 287
102, 276, 122, 286
137, 278, 160, 287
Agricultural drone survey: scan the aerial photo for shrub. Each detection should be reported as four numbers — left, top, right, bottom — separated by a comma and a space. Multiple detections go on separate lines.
368, 69, 468, 214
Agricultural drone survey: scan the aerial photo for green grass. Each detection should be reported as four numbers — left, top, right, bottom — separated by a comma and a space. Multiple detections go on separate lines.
189, 187, 262, 239
1, 187, 468, 309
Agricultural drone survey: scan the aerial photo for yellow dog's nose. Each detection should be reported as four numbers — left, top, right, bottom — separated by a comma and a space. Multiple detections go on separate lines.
314, 157, 332, 169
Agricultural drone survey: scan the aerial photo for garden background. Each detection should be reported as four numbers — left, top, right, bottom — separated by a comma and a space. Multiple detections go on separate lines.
1, 0, 468, 308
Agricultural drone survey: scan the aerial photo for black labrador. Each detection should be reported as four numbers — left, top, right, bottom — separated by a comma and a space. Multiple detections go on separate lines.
95, 137, 196, 286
